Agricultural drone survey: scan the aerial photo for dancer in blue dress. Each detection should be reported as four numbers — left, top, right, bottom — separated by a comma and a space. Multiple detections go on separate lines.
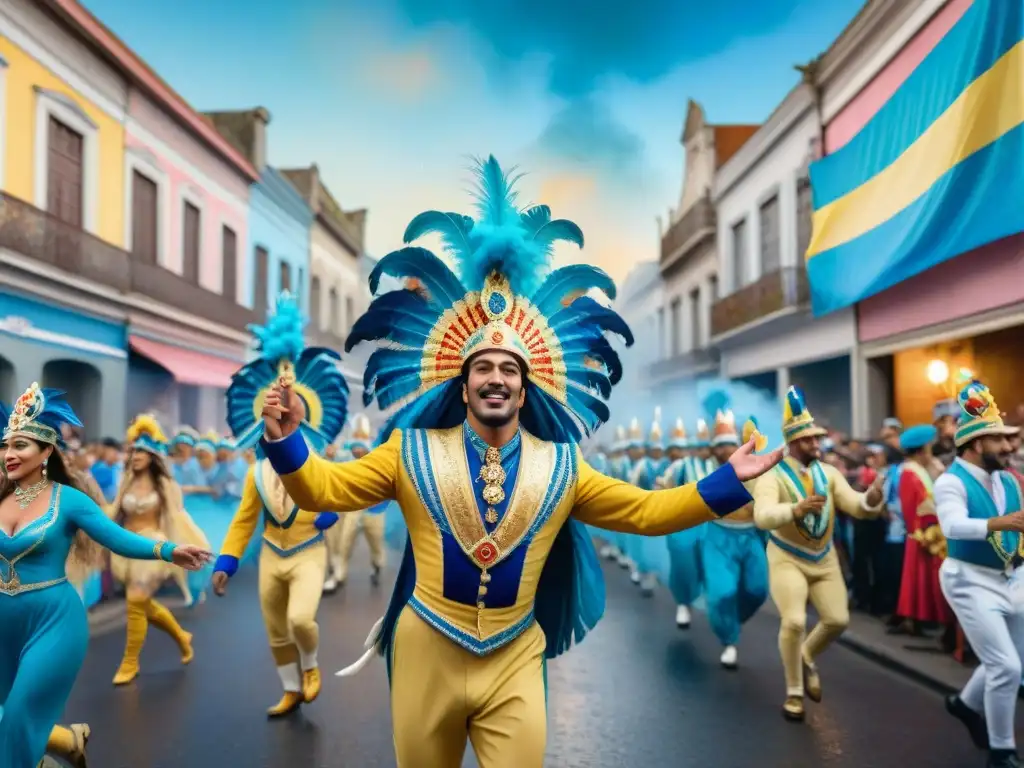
700, 411, 770, 669
0, 383, 210, 767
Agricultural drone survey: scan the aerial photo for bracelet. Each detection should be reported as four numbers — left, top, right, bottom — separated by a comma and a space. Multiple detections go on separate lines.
155, 541, 175, 562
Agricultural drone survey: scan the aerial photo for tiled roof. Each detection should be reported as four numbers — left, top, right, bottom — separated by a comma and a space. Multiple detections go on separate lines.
713, 125, 760, 168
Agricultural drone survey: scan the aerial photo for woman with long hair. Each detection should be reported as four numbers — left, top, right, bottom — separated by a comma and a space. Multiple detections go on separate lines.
108, 414, 212, 686
0, 384, 210, 768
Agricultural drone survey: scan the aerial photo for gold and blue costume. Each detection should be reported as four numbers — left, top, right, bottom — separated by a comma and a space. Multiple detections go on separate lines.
261, 157, 754, 767
0, 385, 185, 767
754, 386, 883, 720
699, 410, 769, 666
214, 291, 349, 718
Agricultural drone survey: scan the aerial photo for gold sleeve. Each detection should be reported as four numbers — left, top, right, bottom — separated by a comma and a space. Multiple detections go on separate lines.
266, 430, 401, 513
220, 467, 263, 560
753, 471, 795, 531
571, 448, 749, 535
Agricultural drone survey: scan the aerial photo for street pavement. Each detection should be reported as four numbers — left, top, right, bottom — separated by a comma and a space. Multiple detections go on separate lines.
62, 550, 1018, 768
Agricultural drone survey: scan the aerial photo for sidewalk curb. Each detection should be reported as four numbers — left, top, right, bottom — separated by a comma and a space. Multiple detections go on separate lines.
836, 631, 956, 696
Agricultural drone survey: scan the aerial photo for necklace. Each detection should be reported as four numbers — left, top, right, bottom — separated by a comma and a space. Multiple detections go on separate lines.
14, 477, 50, 510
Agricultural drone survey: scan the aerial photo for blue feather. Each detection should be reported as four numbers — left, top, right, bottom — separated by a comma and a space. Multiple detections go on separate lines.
247, 293, 306, 363
566, 367, 612, 398
549, 297, 635, 346
369, 248, 465, 306
534, 518, 605, 658
471, 155, 521, 227
403, 210, 475, 262
531, 265, 616, 315
374, 382, 466, 445
29, 388, 83, 447
787, 386, 806, 417
519, 205, 551, 234
531, 218, 584, 252
520, 390, 583, 443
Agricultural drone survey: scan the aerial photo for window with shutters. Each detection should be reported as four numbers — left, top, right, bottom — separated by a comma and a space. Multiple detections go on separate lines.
709, 274, 719, 302
253, 246, 269, 319
328, 287, 339, 333
731, 218, 748, 290
131, 170, 158, 263
797, 177, 813, 260
221, 225, 237, 302
759, 194, 781, 276
182, 202, 200, 283
297, 268, 305, 307
310, 276, 322, 329
689, 287, 701, 350
46, 117, 84, 227
279, 261, 291, 294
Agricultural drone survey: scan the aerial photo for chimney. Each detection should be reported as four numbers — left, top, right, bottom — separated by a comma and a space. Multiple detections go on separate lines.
252, 107, 271, 170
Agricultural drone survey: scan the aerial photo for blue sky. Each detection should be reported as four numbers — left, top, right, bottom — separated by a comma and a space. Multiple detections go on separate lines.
85, 0, 863, 282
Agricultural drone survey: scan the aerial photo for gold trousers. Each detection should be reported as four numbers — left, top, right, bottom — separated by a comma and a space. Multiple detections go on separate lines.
766, 542, 849, 696
328, 512, 385, 582
391, 608, 547, 768
259, 542, 326, 683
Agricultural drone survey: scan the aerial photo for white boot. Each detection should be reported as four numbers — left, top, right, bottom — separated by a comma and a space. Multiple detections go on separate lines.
720, 645, 738, 669
599, 545, 615, 559
617, 553, 631, 569
675, 604, 691, 628
323, 575, 338, 594
640, 573, 657, 597
630, 569, 642, 584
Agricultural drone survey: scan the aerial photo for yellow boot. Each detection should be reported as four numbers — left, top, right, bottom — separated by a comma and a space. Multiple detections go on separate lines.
146, 598, 194, 664
46, 724, 90, 768
113, 600, 147, 685
302, 667, 321, 703
267, 691, 304, 718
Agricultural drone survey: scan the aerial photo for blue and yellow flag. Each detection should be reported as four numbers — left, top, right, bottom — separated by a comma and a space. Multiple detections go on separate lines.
806, 0, 1024, 316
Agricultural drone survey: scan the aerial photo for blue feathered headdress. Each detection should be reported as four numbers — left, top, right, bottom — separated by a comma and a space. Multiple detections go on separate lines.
226, 291, 349, 454
350, 156, 634, 444
3, 383, 81, 448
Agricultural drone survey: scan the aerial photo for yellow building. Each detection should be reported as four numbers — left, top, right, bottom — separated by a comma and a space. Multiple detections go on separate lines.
0, 20, 125, 246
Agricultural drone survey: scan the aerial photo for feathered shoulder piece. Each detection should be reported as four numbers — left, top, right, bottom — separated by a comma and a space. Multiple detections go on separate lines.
127, 414, 168, 455
226, 290, 349, 453
346, 156, 634, 444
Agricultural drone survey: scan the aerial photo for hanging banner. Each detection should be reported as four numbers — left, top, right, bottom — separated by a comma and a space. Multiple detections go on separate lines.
806, 0, 1024, 316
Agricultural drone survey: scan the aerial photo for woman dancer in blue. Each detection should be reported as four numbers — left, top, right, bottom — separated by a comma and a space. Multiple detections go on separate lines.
0, 384, 210, 767
109, 415, 212, 685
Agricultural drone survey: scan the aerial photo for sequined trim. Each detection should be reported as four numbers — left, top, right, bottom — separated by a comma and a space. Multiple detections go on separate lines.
0, 575, 67, 597
405, 427, 561, 568
255, 461, 300, 527
262, 532, 324, 557
153, 541, 165, 560
407, 594, 535, 656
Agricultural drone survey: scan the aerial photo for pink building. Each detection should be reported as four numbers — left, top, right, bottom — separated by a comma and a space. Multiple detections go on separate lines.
822, 0, 1024, 430
42, 0, 262, 431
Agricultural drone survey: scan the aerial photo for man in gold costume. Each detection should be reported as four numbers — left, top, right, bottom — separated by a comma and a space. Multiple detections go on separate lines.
754, 386, 884, 722
258, 157, 782, 767
211, 292, 349, 718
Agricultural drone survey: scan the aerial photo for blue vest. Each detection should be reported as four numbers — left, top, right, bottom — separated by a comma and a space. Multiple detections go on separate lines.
946, 463, 1024, 570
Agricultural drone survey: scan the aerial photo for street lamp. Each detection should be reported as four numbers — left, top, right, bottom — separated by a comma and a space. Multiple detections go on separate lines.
926, 359, 949, 385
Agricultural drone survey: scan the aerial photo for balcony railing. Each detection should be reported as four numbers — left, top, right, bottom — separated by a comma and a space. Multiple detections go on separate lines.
710, 266, 810, 338
0, 192, 256, 332
648, 346, 720, 379
660, 195, 716, 270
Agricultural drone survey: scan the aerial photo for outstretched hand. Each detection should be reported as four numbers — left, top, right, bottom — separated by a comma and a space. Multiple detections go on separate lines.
727, 438, 784, 481
262, 383, 304, 440
172, 545, 214, 571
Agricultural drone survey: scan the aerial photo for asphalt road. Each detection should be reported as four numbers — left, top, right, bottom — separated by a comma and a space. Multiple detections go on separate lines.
61, 548, 1013, 767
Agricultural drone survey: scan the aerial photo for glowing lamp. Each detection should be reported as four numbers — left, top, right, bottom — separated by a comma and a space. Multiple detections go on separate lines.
925, 359, 949, 385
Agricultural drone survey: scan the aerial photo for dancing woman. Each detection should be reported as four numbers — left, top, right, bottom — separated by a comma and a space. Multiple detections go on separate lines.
109, 415, 212, 685
0, 384, 209, 767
